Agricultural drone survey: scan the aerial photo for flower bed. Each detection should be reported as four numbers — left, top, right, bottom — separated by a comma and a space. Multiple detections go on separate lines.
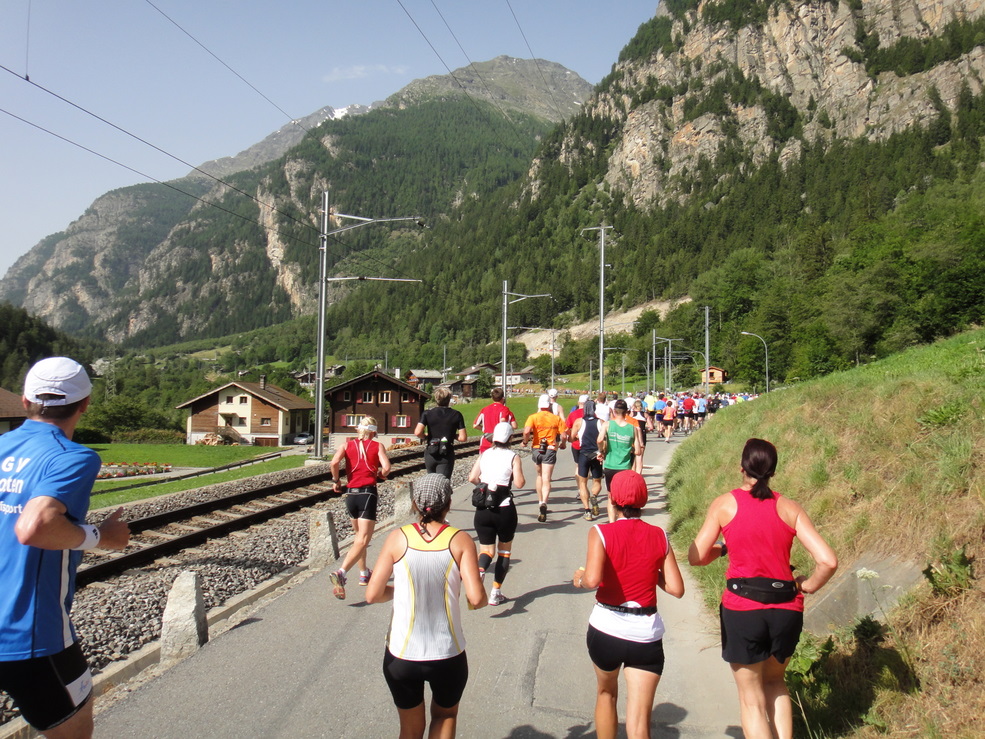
97, 463, 173, 479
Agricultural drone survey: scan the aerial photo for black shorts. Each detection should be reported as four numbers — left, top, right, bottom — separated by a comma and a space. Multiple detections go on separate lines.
719, 605, 803, 665
532, 449, 558, 466
603, 467, 630, 491
383, 649, 469, 710
473, 503, 518, 546
0, 642, 92, 731
345, 487, 379, 520
424, 449, 455, 479
571, 445, 580, 464
586, 625, 665, 675
577, 451, 603, 479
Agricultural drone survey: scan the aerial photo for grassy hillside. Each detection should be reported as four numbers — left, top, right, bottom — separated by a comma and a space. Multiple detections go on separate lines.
667, 328, 984, 736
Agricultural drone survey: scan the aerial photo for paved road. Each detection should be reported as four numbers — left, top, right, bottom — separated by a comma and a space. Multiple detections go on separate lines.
94, 434, 742, 738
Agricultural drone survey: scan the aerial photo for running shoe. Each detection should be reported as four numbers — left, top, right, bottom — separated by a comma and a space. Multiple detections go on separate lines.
590, 495, 600, 518
583, 509, 594, 521
359, 570, 372, 586
488, 591, 507, 606
330, 569, 347, 600
537, 503, 547, 523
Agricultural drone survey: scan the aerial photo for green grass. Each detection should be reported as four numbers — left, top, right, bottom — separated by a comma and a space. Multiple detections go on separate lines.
86, 443, 277, 467
90, 454, 306, 509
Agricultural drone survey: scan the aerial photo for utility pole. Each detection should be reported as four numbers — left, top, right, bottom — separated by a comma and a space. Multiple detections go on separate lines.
582, 225, 613, 393
704, 305, 711, 394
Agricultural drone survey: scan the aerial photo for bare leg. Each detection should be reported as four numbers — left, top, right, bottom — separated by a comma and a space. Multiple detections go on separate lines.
731, 659, 789, 739
593, 664, 620, 739
43, 697, 94, 739
396, 703, 427, 739
576, 474, 590, 509
623, 666, 661, 739
763, 657, 793, 739
540, 464, 555, 505
340, 518, 377, 573
428, 701, 460, 739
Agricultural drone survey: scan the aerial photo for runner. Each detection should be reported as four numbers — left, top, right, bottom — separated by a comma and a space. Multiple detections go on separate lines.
0, 358, 131, 739
472, 387, 517, 453
522, 394, 567, 523
414, 387, 467, 479
661, 400, 677, 443
598, 399, 642, 523
570, 400, 604, 520
547, 388, 565, 419
566, 395, 588, 466
681, 393, 696, 435
694, 393, 708, 430
366, 474, 487, 738
467, 422, 525, 606
688, 439, 838, 739
573, 470, 685, 739
329, 415, 391, 600
629, 400, 652, 474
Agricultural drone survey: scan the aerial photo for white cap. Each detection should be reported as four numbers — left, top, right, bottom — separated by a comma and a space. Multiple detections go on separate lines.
578, 394, 589, 404
537, 393, 551, 409
547, 388, 558, 397
24, 357, 92, 406
492, 421, 513, 444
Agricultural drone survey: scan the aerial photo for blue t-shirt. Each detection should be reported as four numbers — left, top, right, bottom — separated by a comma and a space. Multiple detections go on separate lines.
0, 420, 101, 660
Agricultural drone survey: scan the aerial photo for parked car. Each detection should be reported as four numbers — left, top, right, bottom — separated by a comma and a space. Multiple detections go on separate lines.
293, 432, 315, 444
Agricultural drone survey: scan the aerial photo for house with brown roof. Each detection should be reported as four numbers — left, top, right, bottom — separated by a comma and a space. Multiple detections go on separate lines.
325, 371, 429, 449
176, 377, 314, 446
0, 387, 27, 434
701, 366, 729, 385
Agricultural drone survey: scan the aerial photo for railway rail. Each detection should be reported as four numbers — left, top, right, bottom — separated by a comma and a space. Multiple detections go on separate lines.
77, 438, 483, 587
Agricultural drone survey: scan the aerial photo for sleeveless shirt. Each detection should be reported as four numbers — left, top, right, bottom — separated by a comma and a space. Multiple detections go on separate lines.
386, 523, 466, 660
722, 488, 804, 612
344, 438, 380, 488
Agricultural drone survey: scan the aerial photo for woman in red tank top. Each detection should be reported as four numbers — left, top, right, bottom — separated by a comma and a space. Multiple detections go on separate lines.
328, 415, 391, 600
688, 439, 838, 739
573, 470, 685, 739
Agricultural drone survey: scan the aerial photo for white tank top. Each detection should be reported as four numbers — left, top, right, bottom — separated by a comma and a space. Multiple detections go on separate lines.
387, 523, 465, 661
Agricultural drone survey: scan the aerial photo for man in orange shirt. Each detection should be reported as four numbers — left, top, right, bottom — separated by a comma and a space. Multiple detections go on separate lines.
522, 394, 567, 523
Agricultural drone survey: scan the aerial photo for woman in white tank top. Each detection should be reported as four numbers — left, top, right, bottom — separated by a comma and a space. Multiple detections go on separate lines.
366, 474, 487, 738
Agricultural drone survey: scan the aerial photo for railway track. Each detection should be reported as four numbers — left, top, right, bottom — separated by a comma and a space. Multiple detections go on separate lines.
77, 438, 483, 587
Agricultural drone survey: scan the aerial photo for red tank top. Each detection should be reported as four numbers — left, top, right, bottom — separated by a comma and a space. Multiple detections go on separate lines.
344, 438, 380, 488
722, 488, 804, 612
595, 519, 668, 609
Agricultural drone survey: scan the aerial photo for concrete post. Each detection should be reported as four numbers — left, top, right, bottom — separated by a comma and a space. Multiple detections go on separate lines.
309, 510, 340, 567
393, 481, 414, 523
160, 570, 208, 664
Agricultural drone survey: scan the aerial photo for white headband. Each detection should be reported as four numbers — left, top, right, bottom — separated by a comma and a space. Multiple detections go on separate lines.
358, 423, 377, 432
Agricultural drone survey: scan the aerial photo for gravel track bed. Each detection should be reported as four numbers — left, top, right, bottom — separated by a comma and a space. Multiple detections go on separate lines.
1, 448, 477, 726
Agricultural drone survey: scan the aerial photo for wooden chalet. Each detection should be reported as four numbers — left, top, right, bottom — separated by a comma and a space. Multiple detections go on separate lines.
0, 387, 27, 434
325, 371, 429, 449
701, 366, 729, 385
405, 369, 443, 388
176, 377, 314, 446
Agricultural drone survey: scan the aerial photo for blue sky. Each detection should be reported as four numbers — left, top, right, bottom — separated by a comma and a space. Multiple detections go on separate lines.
0, 1, 658, 278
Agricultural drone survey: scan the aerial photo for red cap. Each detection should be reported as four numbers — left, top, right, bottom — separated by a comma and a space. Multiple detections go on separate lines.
610, 470, 648, 508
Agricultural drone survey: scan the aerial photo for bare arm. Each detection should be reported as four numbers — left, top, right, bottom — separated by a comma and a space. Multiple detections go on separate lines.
658, 542, 686, 598
688, 494, 732, 566
511, 452, 525, 489
456, 427, 468, 443
790, 503, 838, 594
522, 424, 533, 446
413, 422, 426, 441
574, 526, 605, 589
16, 497, 130, 551
377, 447, 391, 480
467, 457, 482, 485
329, 446, 346, 491
451, 531, 488, 610
366, 529, 404, 604
597, 422, 608, 457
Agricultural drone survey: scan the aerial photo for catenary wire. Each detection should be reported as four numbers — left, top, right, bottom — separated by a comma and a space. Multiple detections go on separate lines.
504, 0, 567, 123
0, 63, 319, 240
141, 0, 311, 135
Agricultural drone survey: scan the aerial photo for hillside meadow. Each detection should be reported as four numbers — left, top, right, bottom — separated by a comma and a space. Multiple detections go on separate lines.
667, 328, 984, 736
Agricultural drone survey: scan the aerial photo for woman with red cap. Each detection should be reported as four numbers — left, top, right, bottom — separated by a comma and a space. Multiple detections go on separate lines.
572, 470, 685, 739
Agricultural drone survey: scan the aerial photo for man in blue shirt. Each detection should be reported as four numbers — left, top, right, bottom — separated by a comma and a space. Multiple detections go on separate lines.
0, 358, 130, 738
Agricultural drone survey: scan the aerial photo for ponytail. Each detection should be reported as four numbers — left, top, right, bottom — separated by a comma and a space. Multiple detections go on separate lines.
741, 438, 778, 501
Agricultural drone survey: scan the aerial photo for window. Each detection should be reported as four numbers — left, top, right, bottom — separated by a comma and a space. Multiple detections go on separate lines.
225, 395, 234, 404
340, 390, 351, 402
393, 415, 409, 428
360, 391, 374, 404
239, 396, 248, 404
260, 417, 272, 426
391, 437, 412, 446
237, 416, 246, 426
401, 392, 411, 403
345, 414, 360, 427
379, 391, 391, 404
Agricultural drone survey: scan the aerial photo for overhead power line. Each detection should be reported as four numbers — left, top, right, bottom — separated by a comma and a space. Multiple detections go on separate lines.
504, 0, 567, 123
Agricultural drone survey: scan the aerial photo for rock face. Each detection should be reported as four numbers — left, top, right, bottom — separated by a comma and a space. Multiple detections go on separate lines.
590, 0, 985, 209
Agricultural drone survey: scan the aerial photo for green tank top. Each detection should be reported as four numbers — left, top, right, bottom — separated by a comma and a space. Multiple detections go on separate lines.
603, 420, 636, 471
